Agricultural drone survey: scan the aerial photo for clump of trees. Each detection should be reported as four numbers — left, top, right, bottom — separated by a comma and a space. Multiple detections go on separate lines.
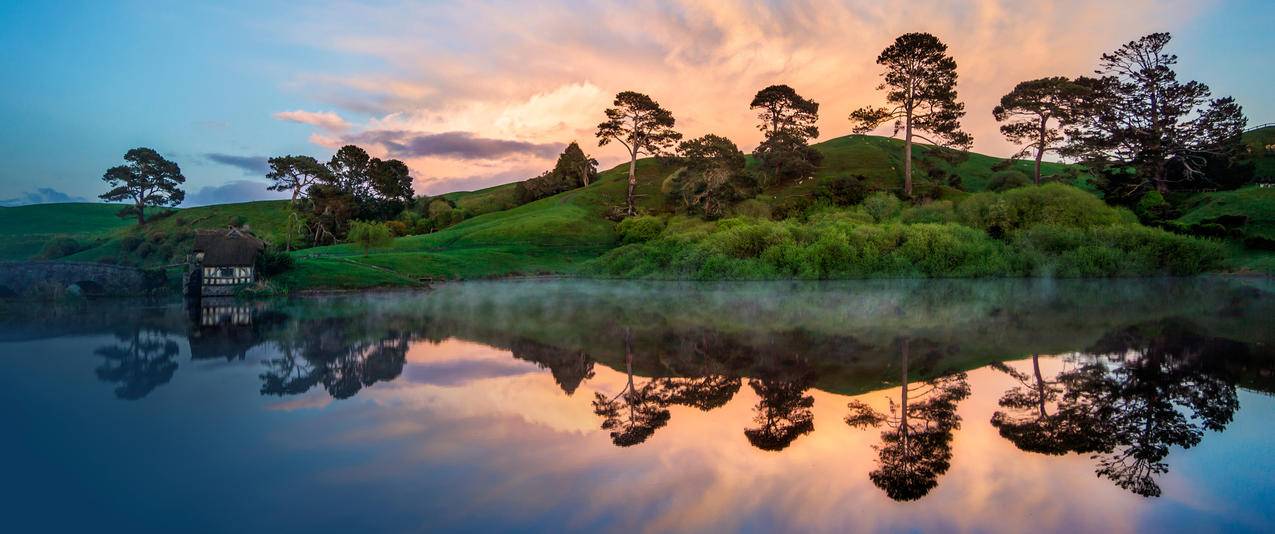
100, 147, 186, 224
514, 142, 599, 204
664, 134, 755, 218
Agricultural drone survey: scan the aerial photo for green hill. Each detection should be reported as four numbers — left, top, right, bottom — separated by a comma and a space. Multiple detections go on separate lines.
0, 203, 144, 260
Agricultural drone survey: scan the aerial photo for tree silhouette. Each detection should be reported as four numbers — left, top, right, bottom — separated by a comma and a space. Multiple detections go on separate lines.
744, 377, 815, 451
591, 329, 671, 447
845, 339, 970, 501
750, 84, 822, 183
989, 354, 1107, 455
99, 147, 185, 224
260, 318, 410, 400
94, 328, 180, 400
992, 77, 1090, 184
1049, 321, 1241, 497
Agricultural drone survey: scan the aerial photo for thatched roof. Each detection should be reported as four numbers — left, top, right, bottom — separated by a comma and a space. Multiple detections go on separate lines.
194, 228, 264, 267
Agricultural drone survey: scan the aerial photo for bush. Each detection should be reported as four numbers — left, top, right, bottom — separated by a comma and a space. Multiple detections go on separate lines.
902, 201, 956, 224
347, 220, 393, 256
256, 247, 295, 278
37, 237, 83, 259
385, 220, 410, 237
816, 175, 868, 206
1013, 224, 1222, 276
863, 192, 901, 223
771, 195, 813, 221
988, 170, 1030, 192
616, 216, 666, 244
958, 183, 1125, 235
118, 235, 144, 252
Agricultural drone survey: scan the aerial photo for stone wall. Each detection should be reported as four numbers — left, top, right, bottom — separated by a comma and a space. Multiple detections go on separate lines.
0, 261, 148, 298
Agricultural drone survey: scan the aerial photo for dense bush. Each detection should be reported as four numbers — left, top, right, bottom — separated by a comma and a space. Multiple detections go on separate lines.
988, 170, 1030, 192
588, 215, 1221, 280
862, 192, 901, 223
957, 183, 1129, 235
37, 237, 84, 259
256, 247, 295, 278
902, 201, 957, 224
816, 175, 869, 206
616, 216, 666, 244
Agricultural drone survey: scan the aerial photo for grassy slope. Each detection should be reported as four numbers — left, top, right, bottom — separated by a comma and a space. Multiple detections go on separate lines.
65, 200, 293, 263
1175, 186, 1275, 273
0, 203, 142, 260
1243, 125, 1275, 180
277, 135, 1145, 288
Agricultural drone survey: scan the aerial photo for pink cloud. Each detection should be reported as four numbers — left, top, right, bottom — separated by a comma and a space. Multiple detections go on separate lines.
273, 109, 351, 132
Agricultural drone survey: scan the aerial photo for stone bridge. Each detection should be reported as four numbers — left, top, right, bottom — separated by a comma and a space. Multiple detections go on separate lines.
0, 261, 149, 298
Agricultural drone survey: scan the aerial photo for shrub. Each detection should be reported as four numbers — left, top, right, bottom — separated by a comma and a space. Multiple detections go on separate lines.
816, 175, 869, 206
863, 192, 901, 223
958, 183, 1124, 235
385, 220, 410, 237
256, 246, 295, 278
37, 237, 83, 259
902, 201, 956, 224
347, 220, 393, 256
772, 195, 813, 221
118, 235, 144, 252
988, 170, 1030, 192
1013, 224, 1222, 276
731, 199, 772, 219
617, 216, 666, 244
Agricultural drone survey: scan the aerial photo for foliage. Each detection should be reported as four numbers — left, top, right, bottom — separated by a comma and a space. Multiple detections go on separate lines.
902, 201, 957, 224
992, 77, 1089, 184
751, 85, 822, 184
665, 134, 755, 218
255, 246, 294, 278
754, 130, 824, 185
1065, 33, 1250, 197
36, 237, 85, 259
515, 142, 600, 205
596, 91, 682, 215
957, 183, 1128, 236
346, 220, 393, 256
617, 216, 666, 244
850, 32, 972, 196
815, 175, 869, 207
99, 147, 186, 224
863, 192, 901, 223
266, 155, 330, 204
987, 170, 1030, 192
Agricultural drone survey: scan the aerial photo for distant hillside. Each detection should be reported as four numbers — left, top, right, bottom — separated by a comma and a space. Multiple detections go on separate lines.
0, 203, 141, 260
1243, 124, 1275, 180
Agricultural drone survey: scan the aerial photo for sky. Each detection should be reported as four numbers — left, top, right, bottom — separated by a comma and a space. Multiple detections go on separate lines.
1, 0, 1272, 206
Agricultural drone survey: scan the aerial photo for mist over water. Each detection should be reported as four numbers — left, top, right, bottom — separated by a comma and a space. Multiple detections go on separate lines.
1, 278, 1273, 533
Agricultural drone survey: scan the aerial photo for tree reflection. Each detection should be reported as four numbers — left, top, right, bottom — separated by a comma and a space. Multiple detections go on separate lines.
846, 339, 970, 501
259, 317, 410, 400
509, 339, 595, 395
989, 321, 1243, 497
592, 329, 671, 447
744, 376, 815, 451
989, 354, 1105, 455
94, 328, 180, 400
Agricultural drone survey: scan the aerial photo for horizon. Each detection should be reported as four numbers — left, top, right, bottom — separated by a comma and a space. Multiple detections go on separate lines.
2, 0, 1273, 207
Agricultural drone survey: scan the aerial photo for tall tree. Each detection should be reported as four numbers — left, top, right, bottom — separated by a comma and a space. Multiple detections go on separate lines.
750, 85, 821, 184
850, 33, 972, 197
369, 158, 414, 205
596, 91, 682, 216
553, 141, 600, 187
992, 77, 1089, 184
266, 155, 331, 205
326, 145, 374, 201
99, 147, 186, 224
1065, 33, 1248, 196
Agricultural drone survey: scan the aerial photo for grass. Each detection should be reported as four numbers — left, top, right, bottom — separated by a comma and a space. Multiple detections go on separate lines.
0, 203, 148, 260
1176, 186, 1275, 242
64, 200, 294, 264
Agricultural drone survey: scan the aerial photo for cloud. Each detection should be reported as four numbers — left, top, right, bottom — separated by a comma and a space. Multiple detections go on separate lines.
348, 130, 561, 160
0, 188, 88, 207
205, 153, 270, 175
272, 109, 351, 132
272, 0, 1208, 193
183, 180, 289, 206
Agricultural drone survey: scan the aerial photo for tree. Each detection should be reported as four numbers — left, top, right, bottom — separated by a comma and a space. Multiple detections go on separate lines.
1065, 33, 1248, 197
327, 145, 375, 201
99, 147, 186, 224
667, 134, 754, 217
992, 77, 1089, 184
596, 91, 682, 215
988, 355, 1106, 455
94, 328, 180, 400
554, 141, 599, 187
347, 220, 392, 256
266, 155, 331, 205
369, 158, 414, 205
850, 33, 972, 197
751, 85, 821, 184
745, 377, 815, 451
845, 339, 970, 501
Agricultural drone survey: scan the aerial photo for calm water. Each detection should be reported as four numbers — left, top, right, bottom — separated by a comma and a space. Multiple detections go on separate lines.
2, 279, 1273, 533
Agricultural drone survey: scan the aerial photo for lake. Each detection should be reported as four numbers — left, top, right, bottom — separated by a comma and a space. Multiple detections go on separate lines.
2, 278, 1273, 533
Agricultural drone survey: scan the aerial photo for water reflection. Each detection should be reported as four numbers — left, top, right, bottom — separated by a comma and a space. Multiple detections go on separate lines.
846, 339, 970, 501
2, 277, 1272, 513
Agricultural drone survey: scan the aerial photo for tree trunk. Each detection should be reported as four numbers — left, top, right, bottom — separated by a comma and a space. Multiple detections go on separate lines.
899, 338, 910, 442
1034, 117, 1047, 185
135, 198, 146, 224
1032, 353, 1046, 418
626, 150, 638, 216
903, 116, 914, 197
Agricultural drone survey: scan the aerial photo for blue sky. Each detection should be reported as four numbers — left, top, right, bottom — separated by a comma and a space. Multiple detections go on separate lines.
1, 0, 1272, 206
